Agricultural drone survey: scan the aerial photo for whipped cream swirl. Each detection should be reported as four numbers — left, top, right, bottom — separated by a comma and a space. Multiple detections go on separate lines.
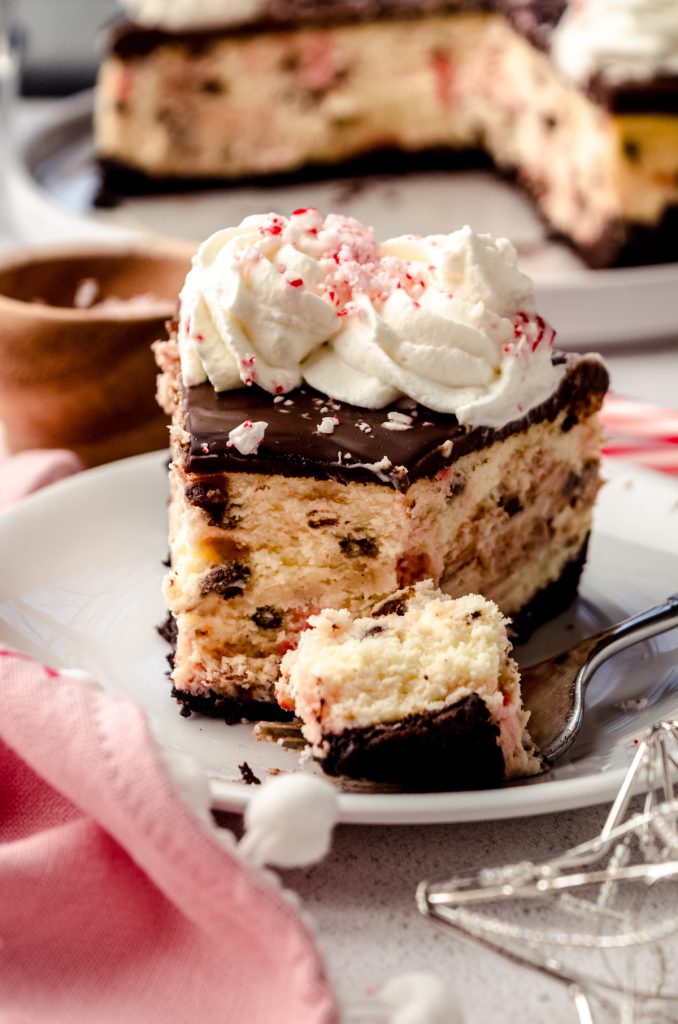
120, 0, 265, 30
178, 212, 563, 428
552, 0, 678, 84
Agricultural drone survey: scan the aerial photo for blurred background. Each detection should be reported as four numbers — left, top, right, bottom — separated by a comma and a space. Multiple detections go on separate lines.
15, 0, 116, 94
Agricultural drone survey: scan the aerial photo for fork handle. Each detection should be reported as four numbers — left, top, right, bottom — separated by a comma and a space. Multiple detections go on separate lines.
544, 594, 678, 762
585, 593, 678, 664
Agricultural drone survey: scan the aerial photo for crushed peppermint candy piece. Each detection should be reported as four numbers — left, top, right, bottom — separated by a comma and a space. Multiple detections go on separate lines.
317, 416, 339, 435
387, 411, 414, 425
273, 396, 285, 404
227, 420, 268, 455
356, 420, 372, 433
337, 455, 394, 482
616, 697, 649, 712
439, 440, 453, 458
382, 421, 412, 431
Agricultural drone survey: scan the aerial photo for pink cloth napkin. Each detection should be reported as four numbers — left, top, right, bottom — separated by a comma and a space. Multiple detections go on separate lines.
0, 458, 337, 1024
0, 651, 337, 1024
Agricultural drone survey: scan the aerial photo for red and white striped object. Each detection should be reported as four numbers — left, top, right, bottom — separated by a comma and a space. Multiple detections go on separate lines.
600, 395, 678, 476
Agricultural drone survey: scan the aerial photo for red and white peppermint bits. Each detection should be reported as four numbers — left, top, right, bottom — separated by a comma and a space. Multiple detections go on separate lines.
227, 420, 268, 456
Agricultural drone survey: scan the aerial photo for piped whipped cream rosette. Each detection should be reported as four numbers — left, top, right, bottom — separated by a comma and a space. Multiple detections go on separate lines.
178, 210, 563, 428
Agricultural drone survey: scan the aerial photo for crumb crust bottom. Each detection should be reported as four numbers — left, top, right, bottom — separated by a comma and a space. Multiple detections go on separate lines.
97, 159, 678, 270
320, 691, 507, 789
508, 536, 588, 643
170, 685, 294, 724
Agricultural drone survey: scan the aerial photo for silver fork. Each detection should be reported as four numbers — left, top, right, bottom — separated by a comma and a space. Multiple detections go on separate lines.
521, 592, 678, 763
257, 594, 678, 768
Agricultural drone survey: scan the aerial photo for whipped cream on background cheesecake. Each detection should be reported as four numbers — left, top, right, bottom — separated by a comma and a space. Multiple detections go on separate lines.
155, 211, 608, 722
552, 0, 678, 85
278, 580, 540, 787
98, 0, 678, 267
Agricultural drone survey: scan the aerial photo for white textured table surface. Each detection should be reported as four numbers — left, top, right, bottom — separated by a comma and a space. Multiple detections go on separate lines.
2, 99, 678, 1024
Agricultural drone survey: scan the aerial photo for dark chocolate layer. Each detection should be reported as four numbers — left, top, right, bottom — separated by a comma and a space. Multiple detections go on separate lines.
109, 3, 484, 58
181, 354, 608, 489
171, 685, 294, 723
587, 74, 678, 116
321, 691, 508, 789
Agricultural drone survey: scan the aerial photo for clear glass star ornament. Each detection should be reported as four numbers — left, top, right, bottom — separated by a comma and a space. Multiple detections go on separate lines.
418, 721, 678, 1023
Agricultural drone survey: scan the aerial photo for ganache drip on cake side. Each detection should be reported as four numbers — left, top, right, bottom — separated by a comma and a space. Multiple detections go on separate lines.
181, 355, 609, 490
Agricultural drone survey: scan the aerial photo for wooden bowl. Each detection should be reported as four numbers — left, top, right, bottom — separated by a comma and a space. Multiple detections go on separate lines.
0, 242, 193, 466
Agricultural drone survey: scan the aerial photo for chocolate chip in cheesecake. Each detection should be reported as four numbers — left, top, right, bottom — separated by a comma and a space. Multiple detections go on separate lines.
201, 78, 227, 95
339, 533, 379, 559
448, 472, 466, 498
363, 624, 385, 637
280, 52, 301, 73
498, 493, 523, 517
371, 587, 416, 618
201, 562, 251, 599
252, 606, 284, 630
307, 510, 339, 529
185, 481, 241, 528
623, 138, 641, 163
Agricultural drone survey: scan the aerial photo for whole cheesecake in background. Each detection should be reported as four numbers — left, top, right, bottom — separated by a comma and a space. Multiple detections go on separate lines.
154, 209, 608, 723
97, 0, 678, 267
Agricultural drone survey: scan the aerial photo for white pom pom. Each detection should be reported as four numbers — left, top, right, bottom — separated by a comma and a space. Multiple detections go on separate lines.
239, 773, 339, 868
59, 668, 104, 692
378, 973, 463, 1024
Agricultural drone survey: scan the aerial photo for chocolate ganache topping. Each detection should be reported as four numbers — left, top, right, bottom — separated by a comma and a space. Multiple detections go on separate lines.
182, 354, 609, 488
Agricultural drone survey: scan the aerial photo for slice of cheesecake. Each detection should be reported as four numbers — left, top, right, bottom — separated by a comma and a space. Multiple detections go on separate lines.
154, 212, 608, 722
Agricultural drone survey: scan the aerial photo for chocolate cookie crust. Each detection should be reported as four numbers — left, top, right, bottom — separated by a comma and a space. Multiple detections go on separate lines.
508, 538, 589, 643
171, 685, 294, 723
321, 691, 508, 789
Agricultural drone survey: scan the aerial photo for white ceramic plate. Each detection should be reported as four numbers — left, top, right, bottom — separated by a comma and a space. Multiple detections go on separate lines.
8, 91, 678, 350
1, 450, 677, 824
